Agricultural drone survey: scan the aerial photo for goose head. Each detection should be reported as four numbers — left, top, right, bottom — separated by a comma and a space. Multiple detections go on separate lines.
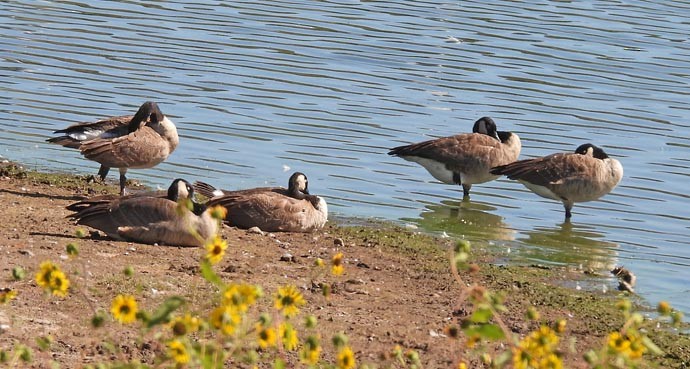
287, 172, 310, 196
143, 102, 178, 144
168, 178, 207, 215
575, 143, 609, 159
286, 172, 326, 210
168, 178, 194, 201
472, 116, 500, 141
128, 101, 163, 133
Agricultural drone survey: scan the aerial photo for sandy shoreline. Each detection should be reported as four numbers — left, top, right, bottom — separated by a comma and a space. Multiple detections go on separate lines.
0, 162, 687, 368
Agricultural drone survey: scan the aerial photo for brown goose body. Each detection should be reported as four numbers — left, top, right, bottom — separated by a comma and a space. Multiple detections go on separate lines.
47, 101, 179, 195
491, 143, 623, 219
200, 172, 328, 233
388, 117, 521, 196
68, 179, 217, 247
193, 181, 285, 199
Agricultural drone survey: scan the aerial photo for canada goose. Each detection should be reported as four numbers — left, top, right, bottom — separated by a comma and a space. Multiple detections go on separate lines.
198, 172, 328, 232
47, 101, 179, 195
388, 117, 521, 196
193, 171, 309, 199
490, 143, 623, 219
67, 178, 217, 247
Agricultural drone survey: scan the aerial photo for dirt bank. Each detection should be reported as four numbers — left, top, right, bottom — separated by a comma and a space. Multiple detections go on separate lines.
0, 162, 687, 368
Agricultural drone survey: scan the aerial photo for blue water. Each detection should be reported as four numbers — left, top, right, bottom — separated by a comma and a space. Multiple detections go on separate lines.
1, 0, 688, 313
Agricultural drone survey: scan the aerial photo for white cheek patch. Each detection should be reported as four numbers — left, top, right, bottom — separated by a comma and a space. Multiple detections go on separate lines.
296, 176, 307, 191
177, 182, 189, 198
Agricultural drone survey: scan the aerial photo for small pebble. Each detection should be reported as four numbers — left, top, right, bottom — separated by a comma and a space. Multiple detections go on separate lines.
280, 253, 295, 262
334, 238, 344, 247
18, 250, 34, 257
247, 227, 264, 235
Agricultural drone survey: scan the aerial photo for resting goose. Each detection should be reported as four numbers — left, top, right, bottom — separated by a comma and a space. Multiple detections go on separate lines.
47, 101, 179, 195
490, 143, 623, 219
198, 172, 328, 232
67, 179, 217, 247
388, 117, 521, 196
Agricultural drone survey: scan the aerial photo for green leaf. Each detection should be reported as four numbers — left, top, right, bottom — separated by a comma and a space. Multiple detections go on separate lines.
16, 345, 32, 362
478, 323, 505, 340
201, 260, 226, 289
145, 296, 185, 328
12, 266, 25, 281
470, 307, 493, 323
36, 336, 52, 351
66, 243, 79, 257
472, 324, 505, 340
641, 336, 664, 355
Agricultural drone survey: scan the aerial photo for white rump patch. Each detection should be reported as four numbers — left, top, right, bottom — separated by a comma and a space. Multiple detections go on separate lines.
520, 181, 561, 201
402, 156, 454, 184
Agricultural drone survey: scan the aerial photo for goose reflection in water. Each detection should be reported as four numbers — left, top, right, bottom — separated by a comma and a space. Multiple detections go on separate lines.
408, 199, 515, 242
516, 222, 619, 271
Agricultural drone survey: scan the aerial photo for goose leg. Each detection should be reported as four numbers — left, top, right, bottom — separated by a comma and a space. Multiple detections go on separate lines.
462, 184, 472, 197
119, 168, 128, 196
97, 165, 110, 181
564, 203, 573, 219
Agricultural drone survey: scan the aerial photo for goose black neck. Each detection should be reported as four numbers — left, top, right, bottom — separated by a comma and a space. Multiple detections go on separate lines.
128, 101, 162, 133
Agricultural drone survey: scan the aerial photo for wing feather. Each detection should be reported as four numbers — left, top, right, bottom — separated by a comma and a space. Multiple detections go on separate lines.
390, 133, 505, 172
491, 153, 595, 187
80, 126, 171, 168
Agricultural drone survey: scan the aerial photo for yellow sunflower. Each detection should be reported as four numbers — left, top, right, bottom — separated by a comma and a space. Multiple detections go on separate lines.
222, 283, 262, 312
170, 312, 201, 336
274, 285, 305, 318
110, 294, 138, 324
35, 261, 58, 288
299, 335, 321, 365
209, 305, 241, 335
0, 288, 17, 304
205, 235, 228, 265
167, 339, 190, 364
256, 323, 277, 349
331, 252, 344, 276
209, 205, 227, 220
337, 346, 356, 369
48, 269, 69, 297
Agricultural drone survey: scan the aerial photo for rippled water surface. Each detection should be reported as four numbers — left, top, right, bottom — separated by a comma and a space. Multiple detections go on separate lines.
1, 0, 689, 313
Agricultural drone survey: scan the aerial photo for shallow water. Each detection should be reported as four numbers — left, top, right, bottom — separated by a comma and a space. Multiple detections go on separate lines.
1, 0, 689, 313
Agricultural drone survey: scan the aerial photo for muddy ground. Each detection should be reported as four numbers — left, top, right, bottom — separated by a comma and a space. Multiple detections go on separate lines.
0, 163, 688, 368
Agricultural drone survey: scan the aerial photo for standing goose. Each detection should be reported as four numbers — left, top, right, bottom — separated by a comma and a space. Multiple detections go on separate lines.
67, 178, 217, 247
388, 117, 521, 196
490, 143, 623, 219
198, 172, 328, 232
47, 101, 179, 195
